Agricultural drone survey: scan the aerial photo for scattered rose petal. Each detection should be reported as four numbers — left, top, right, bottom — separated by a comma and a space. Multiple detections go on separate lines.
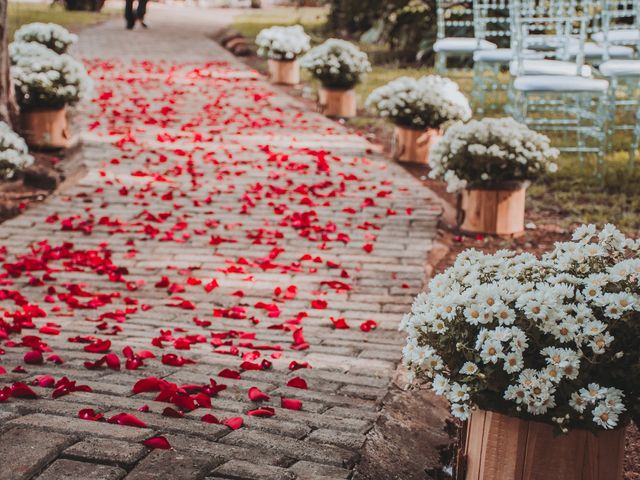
360, 320, 378, 332
247, 407, 275, 417
78, 408, 103, 421
286, 377, 308, 389
223, 417, 243, 429
281, 398, 303, 410
24, 350, 43, 365
248, 387, 270, 402
143, 436, 171, 449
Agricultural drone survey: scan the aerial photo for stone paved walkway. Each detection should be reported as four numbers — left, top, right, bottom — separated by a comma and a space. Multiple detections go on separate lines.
0, 5, 441, 479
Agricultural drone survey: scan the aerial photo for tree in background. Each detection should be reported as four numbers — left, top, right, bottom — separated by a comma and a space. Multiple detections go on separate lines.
326, 0, 437, 64
0, 0, 17, 126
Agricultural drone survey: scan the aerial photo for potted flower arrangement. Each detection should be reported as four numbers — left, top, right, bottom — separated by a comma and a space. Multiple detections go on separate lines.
365, 75, 471, 163
428, 117, 558, 236
14, 22, 78, 54
300, 39, 371, 118
10, 43, 92, 149
0, 121, 35, 179
401, 224, 639, 479
255, 25, 310, 86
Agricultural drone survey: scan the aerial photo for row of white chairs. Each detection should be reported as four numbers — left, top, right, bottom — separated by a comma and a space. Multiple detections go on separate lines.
434, 0, 640, 172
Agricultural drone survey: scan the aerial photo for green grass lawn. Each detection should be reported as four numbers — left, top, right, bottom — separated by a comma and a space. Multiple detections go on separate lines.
7, 2, 118, 38
233, 6, 328, 41
234, 8, 640, 232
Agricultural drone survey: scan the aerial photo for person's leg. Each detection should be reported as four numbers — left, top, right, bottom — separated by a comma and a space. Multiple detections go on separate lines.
136, 0, 148, 24
124, 0, 135, 29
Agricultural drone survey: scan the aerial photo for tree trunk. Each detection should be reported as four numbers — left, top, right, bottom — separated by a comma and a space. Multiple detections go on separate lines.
0, 0, 18, 127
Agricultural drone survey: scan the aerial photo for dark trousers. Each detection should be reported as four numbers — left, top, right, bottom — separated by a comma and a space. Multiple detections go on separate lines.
125, 0, 148, 27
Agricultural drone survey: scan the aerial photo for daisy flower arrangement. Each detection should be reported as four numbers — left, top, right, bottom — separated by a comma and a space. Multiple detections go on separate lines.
0, 122, 34, 179
8, 41, 54, 63
428, 117, 559, 193
10, 45, 93, 110
14, 22, 78, 54
401, 224, 640, 432
365, 75, 472, 130
255, 25, 311, 61
300, 39, 371, 89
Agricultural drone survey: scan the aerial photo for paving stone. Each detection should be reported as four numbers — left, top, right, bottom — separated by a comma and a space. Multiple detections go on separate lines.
125, 450, 218, 480
36, 459, 126, 480
211, 460, 296, 480
63, 438, 148, 468
288, 461, 351, 480
220, 430, 356, 468
7, 414, 152, 441
0, 427, 75, 480
307, 428, 366, 451
165, 434, 289, 467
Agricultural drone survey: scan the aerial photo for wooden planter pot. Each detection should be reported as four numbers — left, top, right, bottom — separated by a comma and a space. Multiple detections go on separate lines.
458, 183, 526, 237
318, 87, 356, 118
267, 59, 300, 85
20, 107, 69, 149
393, 126, 442, 164
460, 409, 625, 480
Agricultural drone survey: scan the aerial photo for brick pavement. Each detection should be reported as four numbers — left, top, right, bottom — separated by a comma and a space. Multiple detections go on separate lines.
0, 4, 442, 479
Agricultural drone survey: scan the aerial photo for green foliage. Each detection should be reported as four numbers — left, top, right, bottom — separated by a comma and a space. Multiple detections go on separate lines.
327, 0, 437, 63
386, 0, 436, 62
232, 6, 328, 40
7, 3, 117, 38
326, 0, 398, 35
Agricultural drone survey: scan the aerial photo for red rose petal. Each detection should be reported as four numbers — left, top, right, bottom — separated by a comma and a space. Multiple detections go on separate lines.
105, 353, 121, 370
281, 398, 303, 410
360, 320, 378, 332
143, 436, 171, 449
289, 361, 311, 371
24, 350, 43, 365
218, 368, 241, 379
10, 382, 38, 399
310, 300, 327, 309
247, 407, 275, 417
162, 407, 184, 418
107, 413, 147, 428
79, 408, 104, 421
84, 339, 111, 353
223, 417, 243, 430
201, 414, 220, 424
132, 377, 164, 394
248, 387, 270, 402
33, 375, 56, 388
286, 377, 308, 389
330, 317, 350, 329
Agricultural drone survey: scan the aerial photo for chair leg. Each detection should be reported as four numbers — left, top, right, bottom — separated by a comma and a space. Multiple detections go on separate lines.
436, 52, 447, 75
595, 92, 608, 179
630, 107, 640, 171
605, 77, 618, 155
473, 61, 485, 115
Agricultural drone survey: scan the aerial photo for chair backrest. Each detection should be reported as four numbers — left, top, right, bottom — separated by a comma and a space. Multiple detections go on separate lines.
436, 0, 475, 40
512, 0, 591, 75
596, 0, 640, 50
473, 0, 513, 46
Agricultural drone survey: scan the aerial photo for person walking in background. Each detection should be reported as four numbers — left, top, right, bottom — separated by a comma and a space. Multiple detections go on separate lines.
125, 0, 148, 30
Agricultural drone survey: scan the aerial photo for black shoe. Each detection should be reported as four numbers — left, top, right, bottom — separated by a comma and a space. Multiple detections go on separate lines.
140, 20, 148, 28
126, 21, 135, 29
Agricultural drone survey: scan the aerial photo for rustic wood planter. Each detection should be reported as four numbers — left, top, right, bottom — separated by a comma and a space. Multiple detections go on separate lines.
267, 59, 300, 85
458, 183, 526, 237
393, 126, 442, 163
318, 87, 356, 118
460, 409, 625, 480
20, 107, 69, 149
